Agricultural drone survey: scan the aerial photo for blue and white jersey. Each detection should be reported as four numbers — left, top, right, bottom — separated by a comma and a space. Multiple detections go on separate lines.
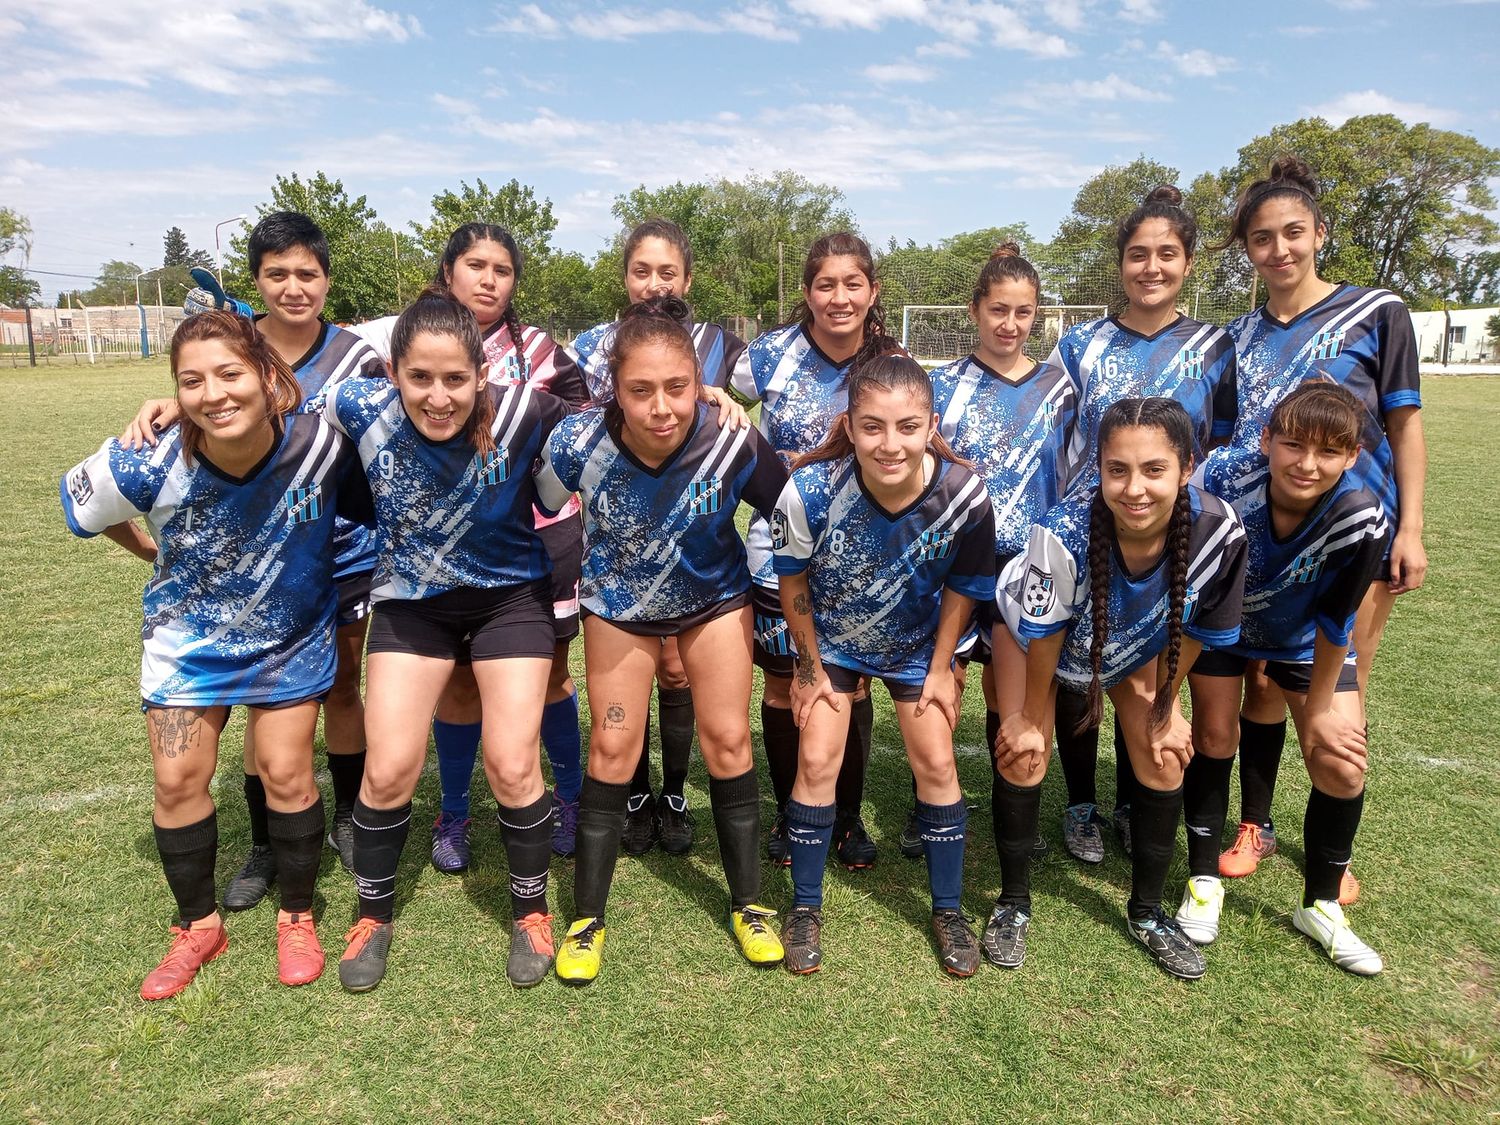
1224, 285, 1420, 527
1196, 447, 1388, 662
997, 487, 1247, 690
1048, 315, 1236, 495
931, 355, 1077, 560
328, 376, 569, 602
570, 313, 747, 403
60, 415, 361, 707
286, 320, 388, 579
536, 402, 786, 623
772, 457, 996, 685
731, 323, 855, 586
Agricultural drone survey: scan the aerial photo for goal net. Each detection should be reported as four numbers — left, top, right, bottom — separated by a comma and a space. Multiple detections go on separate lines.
900, 304, 1108, 367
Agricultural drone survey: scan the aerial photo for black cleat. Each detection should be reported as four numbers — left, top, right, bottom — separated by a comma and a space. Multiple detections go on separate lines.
223, 844, 276, 911
621, 793, 659, 856
834, 814, 877, 869
657, 795, 694, 855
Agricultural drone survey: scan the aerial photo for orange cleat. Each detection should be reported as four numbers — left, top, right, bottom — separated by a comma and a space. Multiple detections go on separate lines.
1219, 822, 1277, 878
276, 910, 325, 986
140, 918, 228, 1001
1337, 868, 1361, 906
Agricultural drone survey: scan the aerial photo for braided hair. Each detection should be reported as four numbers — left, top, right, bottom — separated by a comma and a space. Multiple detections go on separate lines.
1078, 397, 1195, 733
790, 231, 903, 376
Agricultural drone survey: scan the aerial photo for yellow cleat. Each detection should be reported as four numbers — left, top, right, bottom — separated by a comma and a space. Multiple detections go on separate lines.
555, 917, 606, 985
731, 905, 785, 966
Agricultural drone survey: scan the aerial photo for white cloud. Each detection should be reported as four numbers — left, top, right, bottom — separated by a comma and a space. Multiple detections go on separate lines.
1327, 0, 1375, 10
570, 8, 720, 40
1155, 40, 1237, 78
915, 41, 970, 58
1308, 89, 1459, 126
864, 62, 938, 83
722, 3, 800, 41
784, 0, 1073, 58
1025, 73, 1171, 106
491, 4, 797, 42
1285, 24, 1331, 36
786, 0, 929, 30
488, 3, 562, 36
1118, 0, 1163, 22
1045, 0, 1089, 30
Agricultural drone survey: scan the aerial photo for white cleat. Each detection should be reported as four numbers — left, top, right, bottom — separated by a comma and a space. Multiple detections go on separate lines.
1175, 875, 1224, 945
1292, 900, 1383, 976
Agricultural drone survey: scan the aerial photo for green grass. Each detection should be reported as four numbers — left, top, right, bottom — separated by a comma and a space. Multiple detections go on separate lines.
2, 366, 1497, 1123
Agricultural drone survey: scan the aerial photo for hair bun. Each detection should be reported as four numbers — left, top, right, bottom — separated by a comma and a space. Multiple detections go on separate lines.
990, 241, 1022, 260
1145, 184, 1183, 207
1267, 155, 1318, 194
621, 294, 690, 324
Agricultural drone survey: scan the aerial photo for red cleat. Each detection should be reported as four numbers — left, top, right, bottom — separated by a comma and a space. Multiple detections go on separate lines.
140, 919, 228, 1001
1219, 822, 1276, 878
277, 910, 325, 987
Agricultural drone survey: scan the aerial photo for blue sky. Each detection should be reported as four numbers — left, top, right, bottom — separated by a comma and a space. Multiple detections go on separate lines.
3, 0, 1497, 302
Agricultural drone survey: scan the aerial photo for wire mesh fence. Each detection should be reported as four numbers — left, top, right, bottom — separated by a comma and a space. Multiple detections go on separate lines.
1, 305, 188, 367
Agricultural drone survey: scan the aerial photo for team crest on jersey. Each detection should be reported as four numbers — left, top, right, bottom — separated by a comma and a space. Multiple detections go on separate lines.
688, 477, 722, 516
916, 529, 955, 562
472, 446, 511, 487
490, 354, 524, 385
1184, 583, 1199, 616
1179, 349, 1203, 380
1022, 565, 1055, 618
1041, 400, 1058, 429
1312, 328, 1345, 361
67, 465, 93, 505
1289, 550, 1326, 584
285, 484, 323, 524
770, 509, 788, 550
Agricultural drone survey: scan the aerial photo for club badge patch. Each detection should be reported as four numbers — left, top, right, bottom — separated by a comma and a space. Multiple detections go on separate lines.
285, 484, 323, 524
472, 446, 511, 487
1022, 564, 1055, 618
688, 476, 722, 517
770, 509, 788, 551
67, 465, 93, 506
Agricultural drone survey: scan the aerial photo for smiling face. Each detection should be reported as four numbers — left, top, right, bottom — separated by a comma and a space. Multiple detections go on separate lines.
625, 236, 693, 304
1260, 426, 1358, 515
804, 254, 878, 358
174, 338, 274, 449
393, 330, 481, 441
1099, 423, 1190, 544
1245, 195, 1327, 301
616, 336, 700, 463
970, 277, 1038, 370
1119, 218, 1190, 318
443, 238, 516, 330
845, 384, 937, 499
255, 246, 329, 331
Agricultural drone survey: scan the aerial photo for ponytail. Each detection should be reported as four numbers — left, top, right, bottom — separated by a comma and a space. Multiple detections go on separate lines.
390, 287, 496, 457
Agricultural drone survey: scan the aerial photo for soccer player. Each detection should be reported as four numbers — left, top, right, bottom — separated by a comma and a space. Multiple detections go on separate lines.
328, 290, 571, 991
773, 355, 996, 977
568, 219, 750, 857
992, 398, 1247, 979
352, 224, 591, 866
122, 212, 391, 904
1181, 383, 1387, 974
730, 232, 904, 870
926, 243, 1077, 931
1213, 157, 1426, 892
1045, 185, 1238, 867
64, 311, 368, 998
538, 297, 788, 983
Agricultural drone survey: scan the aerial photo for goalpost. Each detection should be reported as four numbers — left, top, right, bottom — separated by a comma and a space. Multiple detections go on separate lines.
900, 304, 1108, 367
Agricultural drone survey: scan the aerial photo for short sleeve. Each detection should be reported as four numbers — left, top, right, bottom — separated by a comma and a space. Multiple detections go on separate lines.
741, 428, 790, 519
534, 426, 576, 518
943, 489, 997, 603
730, 345, 759, 401
60, 440, 152, 537
1376, 301, 1421, 414
1184, 521, 1247, 647
770, 475, 816, 576
1004, 522, 1082, 640
1313, 511, 1390, 647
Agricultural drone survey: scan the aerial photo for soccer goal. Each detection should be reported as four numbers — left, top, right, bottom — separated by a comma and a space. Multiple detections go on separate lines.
900, 304, 1108, 367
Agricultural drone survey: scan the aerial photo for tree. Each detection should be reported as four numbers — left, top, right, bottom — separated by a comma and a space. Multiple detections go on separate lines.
0, 266, 38, 306
163, 226, 191, 268
0, 208, 35, 306
83, 260, 146, 306
410, 178, 559, 278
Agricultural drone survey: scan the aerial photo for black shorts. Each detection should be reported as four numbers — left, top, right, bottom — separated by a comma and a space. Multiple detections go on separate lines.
335, 569, 374, 628
824, 661, 922, 703
751, 582, 796, 677
581, 592, 749, 639
366, 580, 555, 662
141, 695, 320, 717
537, 514, 582, 643
1192, 649, 1360, 694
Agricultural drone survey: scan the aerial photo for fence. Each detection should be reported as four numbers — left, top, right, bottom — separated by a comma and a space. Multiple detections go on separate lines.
1, 305, 188, 366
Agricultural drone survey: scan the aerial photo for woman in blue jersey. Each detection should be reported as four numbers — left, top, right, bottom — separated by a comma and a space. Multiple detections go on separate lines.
537, 297, 788, 983
569, 219, 751, 858
327, 290, 571, 992
773, 355, 997, 978
731, 232, 904, 870
992, 398, 1247, 978
1180, 383, 1386, 974
1046, 185, 1238, 868
62, 311, 367, 1000
928, 243, 1078, 955
1212, 157, 1427, 892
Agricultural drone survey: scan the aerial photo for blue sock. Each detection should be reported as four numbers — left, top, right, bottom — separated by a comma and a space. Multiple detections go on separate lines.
918, 798, 968, 911
540, 692, 583, 802
433, 719, 482, 819
786, 799, 836, 907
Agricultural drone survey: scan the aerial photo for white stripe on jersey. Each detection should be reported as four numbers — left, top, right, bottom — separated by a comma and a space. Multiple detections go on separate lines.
1185, 513, 1241, 593
1253, 290, 1405, 420
1243, 505, 1388, 614
994, 377, 1074, 530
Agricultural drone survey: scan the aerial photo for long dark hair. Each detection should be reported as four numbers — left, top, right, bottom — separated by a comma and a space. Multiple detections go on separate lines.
793, 353, 970, 471
389, 287, 496, 456
623, 218, 693, 278
436, 222, 529, 370
790, 231, 902, 376
1080, 397, 1195, 733
1216, 155, 1324, 252
170, 311, 301, 465
600, 295, 701, 431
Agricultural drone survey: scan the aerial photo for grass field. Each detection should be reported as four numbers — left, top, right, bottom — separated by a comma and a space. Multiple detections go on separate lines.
2, 365, 1497, 1123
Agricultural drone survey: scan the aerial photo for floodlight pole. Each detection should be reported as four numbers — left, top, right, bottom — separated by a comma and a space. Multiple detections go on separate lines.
215, 214, 248, 284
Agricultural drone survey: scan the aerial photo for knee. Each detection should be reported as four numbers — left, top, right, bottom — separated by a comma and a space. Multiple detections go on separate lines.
699, 722, 751, 772
485, 753, 541, 802
656, 657, 689, 691
326, 666, 363, 711
1135, 758, 1184, 792
361, 754, 421, 806
911, 752, 958, 793
1194, 717, 1239, 760
1307, 751, 1365, 798
153, 766, 210, 814
255, 751, 314, 801
795, 745, 842, 790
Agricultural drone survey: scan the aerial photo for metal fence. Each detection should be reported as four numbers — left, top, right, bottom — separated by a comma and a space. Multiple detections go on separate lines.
1, 305, 188, 366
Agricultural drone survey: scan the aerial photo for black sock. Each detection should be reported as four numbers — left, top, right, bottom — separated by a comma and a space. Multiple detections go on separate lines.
1303, 786, 1364, 906
1054, 688, 1098, 807
985, 709, 1001, 760
1113, 717, 1138, 810
629, 715, 654, 800
709, 768, 762, 909
266, 801, 324, 914
1183, 754, 1233, 878
659, 687, 694, 800
326, 751, 365, 818
1126, 784, 1183, 920
992, 773, 1042, 912
497, 791, 553, 919
574, 776, 630, 919
1238, 717, 1287, 830
760, 701, 799, 811
351, 799, 411, 924
244, 773, 270, 847
155, 811, 218, 924
835, 694, 873, 819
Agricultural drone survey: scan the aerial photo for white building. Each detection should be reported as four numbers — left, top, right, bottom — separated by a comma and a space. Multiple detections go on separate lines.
1410, 307, 1498, 364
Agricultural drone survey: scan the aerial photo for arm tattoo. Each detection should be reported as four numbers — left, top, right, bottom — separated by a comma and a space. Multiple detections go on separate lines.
792, 592, 810, 616
793, 633, 817, 687
150, 707, 204, 760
